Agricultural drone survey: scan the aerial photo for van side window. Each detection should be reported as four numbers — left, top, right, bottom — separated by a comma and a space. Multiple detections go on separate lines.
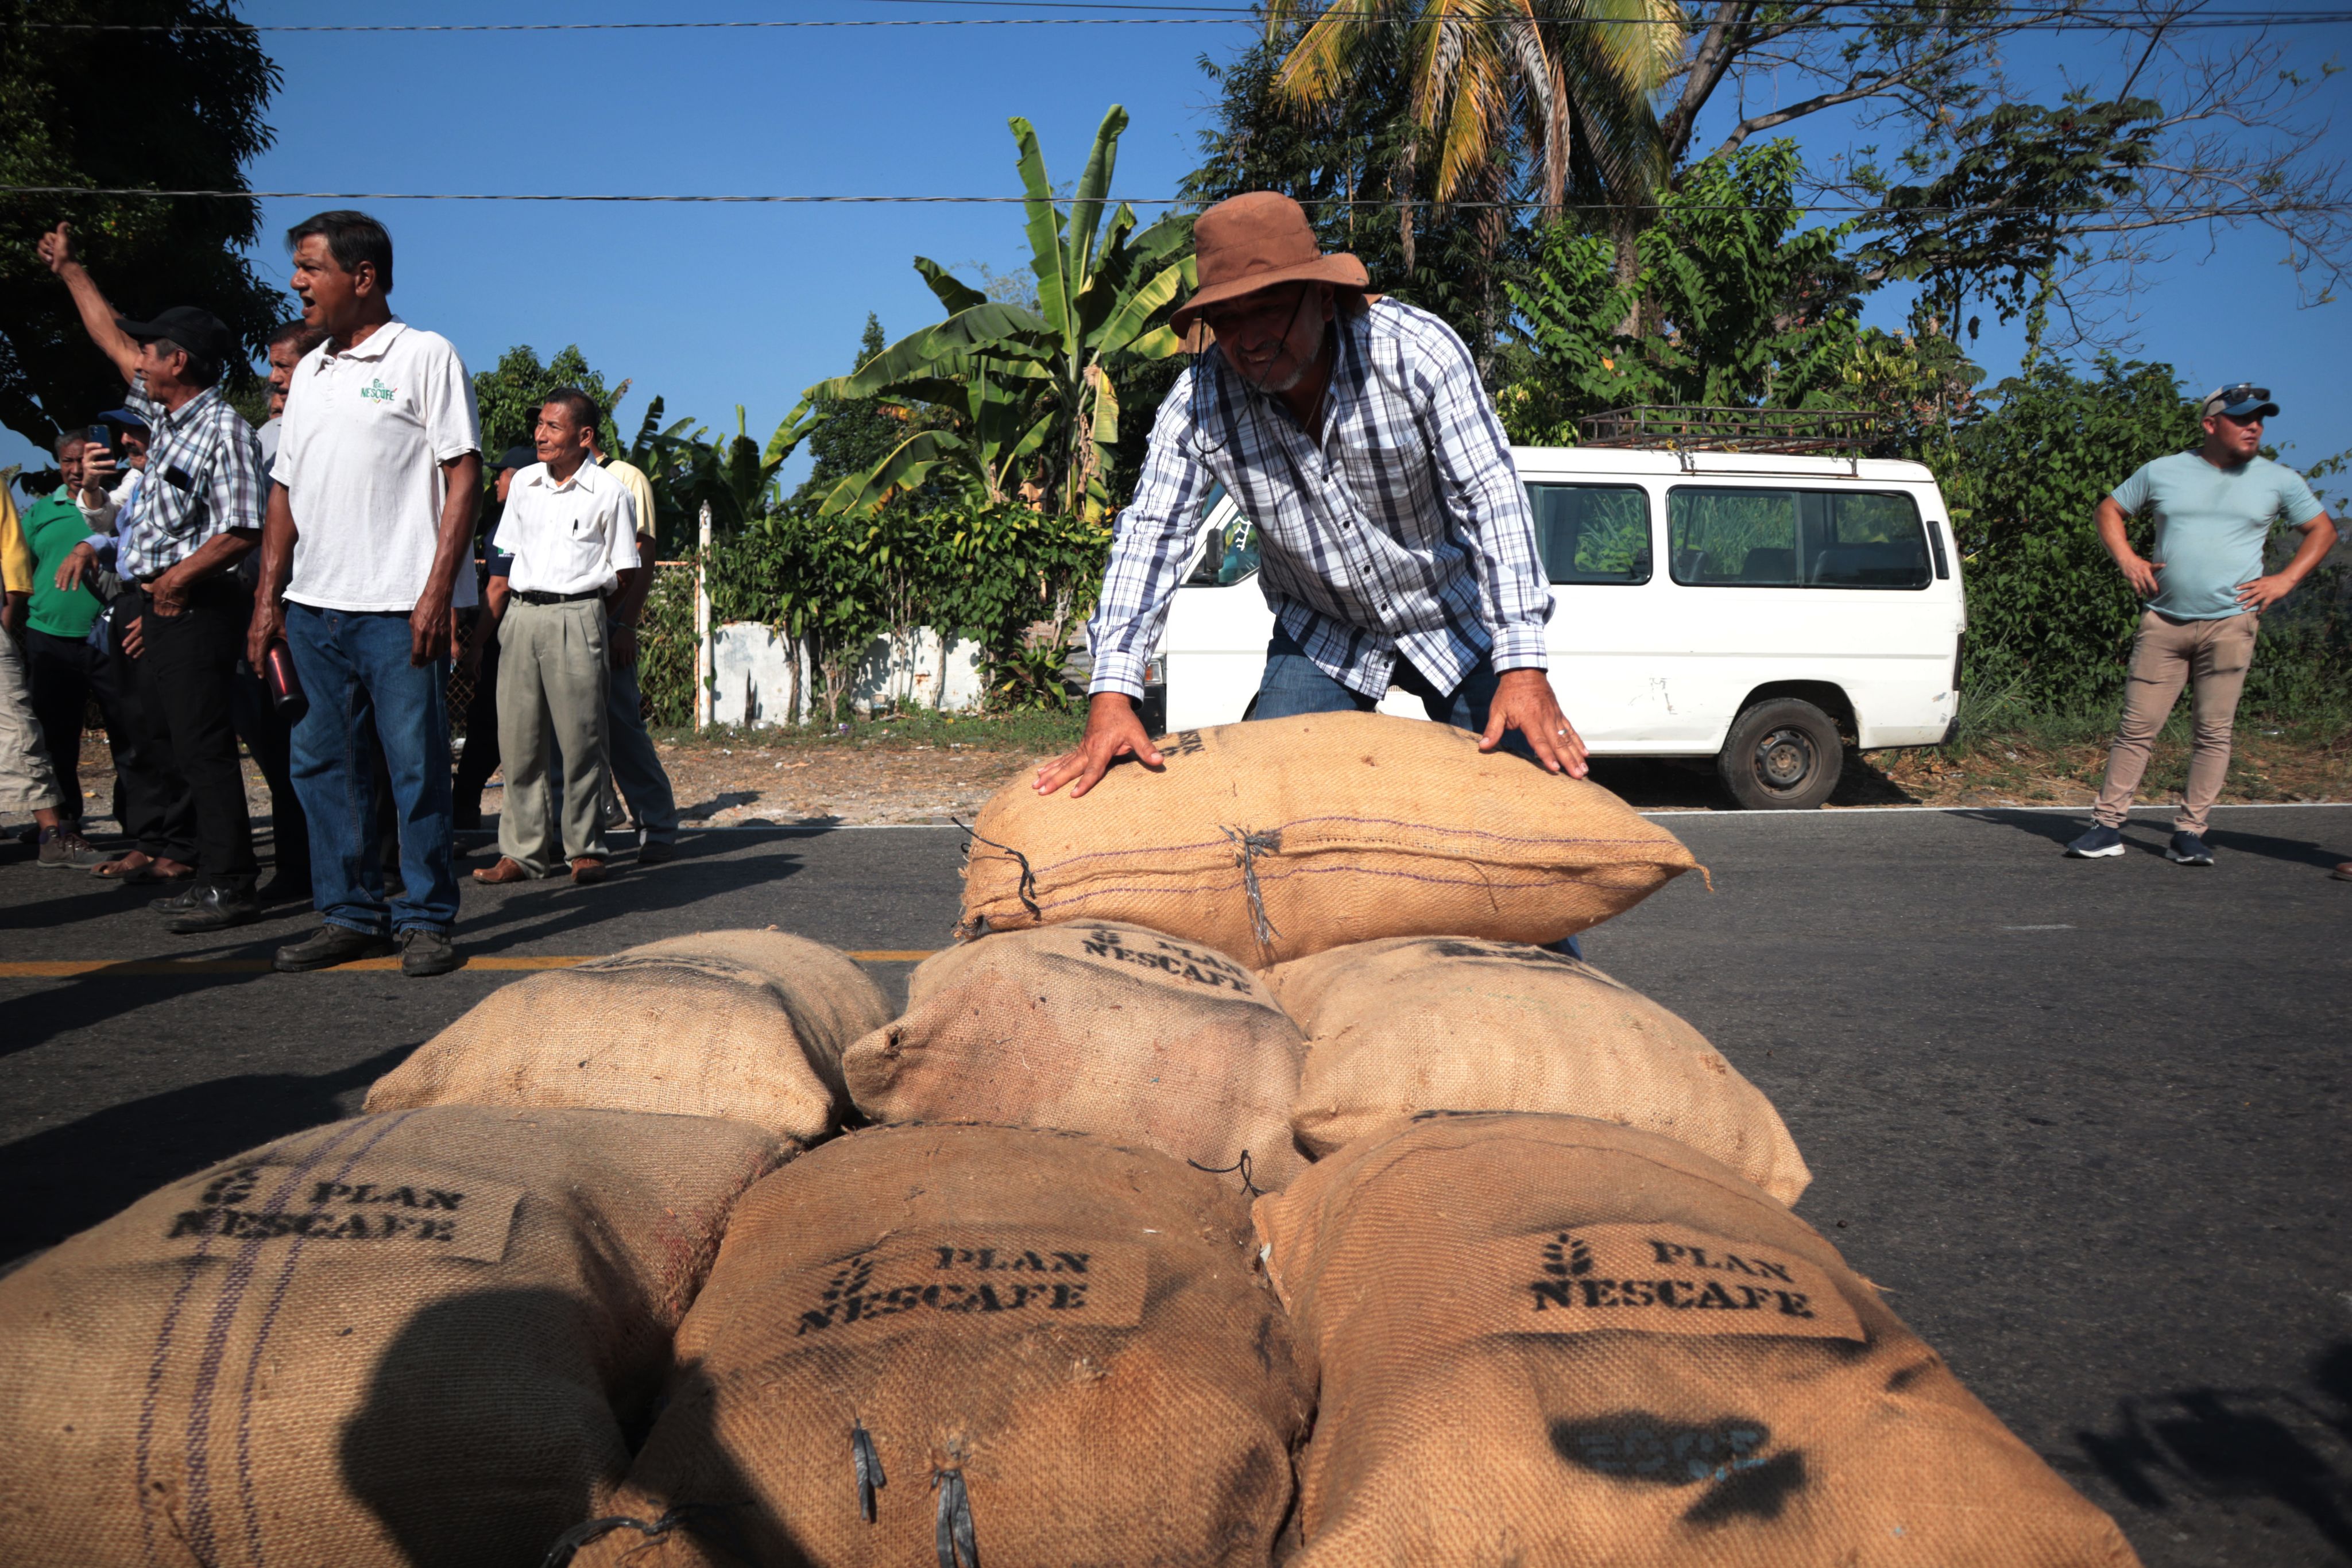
1667, 487, 1931, 590
1525, 483, 1652, 584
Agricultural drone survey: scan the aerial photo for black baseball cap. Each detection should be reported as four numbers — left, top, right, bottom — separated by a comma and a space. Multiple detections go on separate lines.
2202, 382, 2280, 420
92, 408, 150, 434
497, 444, 535, 474
114, 305, 233, 366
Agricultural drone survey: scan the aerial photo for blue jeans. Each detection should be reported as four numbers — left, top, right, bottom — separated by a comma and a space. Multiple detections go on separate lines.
1252, 625, 1537, 762
1251, 626, 1577, 957
284, 603, 459, 935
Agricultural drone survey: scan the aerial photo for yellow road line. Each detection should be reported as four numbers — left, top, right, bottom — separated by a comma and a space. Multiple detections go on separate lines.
0, 950, 937, 978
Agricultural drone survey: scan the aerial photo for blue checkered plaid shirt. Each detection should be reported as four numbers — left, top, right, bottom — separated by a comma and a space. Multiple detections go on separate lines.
109, 377, 265, 580
1086, 297, 1551, 702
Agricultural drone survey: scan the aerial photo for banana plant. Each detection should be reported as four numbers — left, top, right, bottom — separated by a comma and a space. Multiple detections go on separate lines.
769, 105, 1195, 521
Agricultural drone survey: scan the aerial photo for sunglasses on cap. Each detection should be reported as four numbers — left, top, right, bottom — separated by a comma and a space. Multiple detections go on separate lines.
2212, 383, 2270, 406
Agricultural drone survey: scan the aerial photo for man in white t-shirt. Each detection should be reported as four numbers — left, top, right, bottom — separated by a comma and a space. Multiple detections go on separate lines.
471, 391, 640, 886
245, 210, 482, 977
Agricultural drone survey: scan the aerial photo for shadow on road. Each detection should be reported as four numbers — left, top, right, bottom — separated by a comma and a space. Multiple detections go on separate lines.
454, 837, 807, 955
0, 1044, 412, 1263
2075, 1342, 2352, 1559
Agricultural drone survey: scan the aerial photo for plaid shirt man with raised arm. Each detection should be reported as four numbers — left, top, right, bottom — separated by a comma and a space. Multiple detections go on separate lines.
80, 376, 266, 579
1087, 297, 1551, 704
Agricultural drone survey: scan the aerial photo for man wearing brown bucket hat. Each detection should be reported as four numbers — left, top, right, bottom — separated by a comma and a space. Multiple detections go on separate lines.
1037, 191, 1583, 798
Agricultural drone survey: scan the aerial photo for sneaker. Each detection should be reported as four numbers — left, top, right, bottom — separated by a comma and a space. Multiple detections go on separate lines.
167, 886, 262, 934
636, 839, 678, 866
274, 924, 396, 973
2167, 831, 2215, 865
399, 927, 460, 977
37, 826, 110, 869
2065, 824, 2126, 858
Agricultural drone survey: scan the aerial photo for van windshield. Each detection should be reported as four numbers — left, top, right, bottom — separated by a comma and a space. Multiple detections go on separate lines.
1667, 487, 1930, 589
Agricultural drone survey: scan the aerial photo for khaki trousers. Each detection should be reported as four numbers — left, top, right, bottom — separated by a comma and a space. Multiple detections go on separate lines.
2092, 609, 2257, 835
496, 598, 610, 875
0, 626, 63, 817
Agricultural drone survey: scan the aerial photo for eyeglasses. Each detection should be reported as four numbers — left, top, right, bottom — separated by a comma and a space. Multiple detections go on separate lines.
2212, 384, 2270, 406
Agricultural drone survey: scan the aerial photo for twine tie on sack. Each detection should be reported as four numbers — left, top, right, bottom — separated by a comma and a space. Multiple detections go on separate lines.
853, 1418, 888, 1522
1219, 826, 1284, 955
933, 1467, 980, 1568
954, 816, 1041, 922
1188, 1148, 1265, 1198
539, 1504, 744, 1567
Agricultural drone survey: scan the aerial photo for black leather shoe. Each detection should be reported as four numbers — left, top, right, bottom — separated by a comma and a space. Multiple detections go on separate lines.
167, 886, 262, 934
149, 885, 203, 913
399, 927, 460, 977
274, 924, 396, 973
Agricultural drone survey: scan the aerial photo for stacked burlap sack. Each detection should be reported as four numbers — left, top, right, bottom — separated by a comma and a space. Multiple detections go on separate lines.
931, 711, 2137, 1563
0, 1106, 783, 1567
367, 928, 892, 1142
567, 1123, 1313, 1567
0, 927, 895, 1567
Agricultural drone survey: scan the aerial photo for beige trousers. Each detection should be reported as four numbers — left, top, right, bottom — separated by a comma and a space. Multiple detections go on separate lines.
2092, 609, 2258, 835
496, 598, 610, 875
0, 626, 61, 817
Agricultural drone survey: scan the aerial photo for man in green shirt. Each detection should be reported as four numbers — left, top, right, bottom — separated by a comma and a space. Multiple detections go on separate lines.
2066, 383, 2338, 866
21, 430, 142, 836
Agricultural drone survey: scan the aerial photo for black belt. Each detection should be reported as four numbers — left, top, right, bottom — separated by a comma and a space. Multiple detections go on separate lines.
514, 587, 605, 606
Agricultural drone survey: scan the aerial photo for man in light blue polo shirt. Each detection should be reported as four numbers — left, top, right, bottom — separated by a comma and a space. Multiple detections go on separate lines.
2067, 382, 2336, 865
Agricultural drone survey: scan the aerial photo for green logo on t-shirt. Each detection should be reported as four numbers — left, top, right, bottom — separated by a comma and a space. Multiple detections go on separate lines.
360, 377, 396, 404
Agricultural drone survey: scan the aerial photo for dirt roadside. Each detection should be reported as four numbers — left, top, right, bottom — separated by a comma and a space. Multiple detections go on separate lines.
63, 719, 2349, 833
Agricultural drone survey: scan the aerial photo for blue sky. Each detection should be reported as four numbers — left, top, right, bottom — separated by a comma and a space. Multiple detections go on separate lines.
9, 1, 2349, 501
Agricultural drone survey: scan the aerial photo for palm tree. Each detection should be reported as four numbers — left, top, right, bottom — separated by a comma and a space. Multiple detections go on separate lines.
1264, 0, 1682, 295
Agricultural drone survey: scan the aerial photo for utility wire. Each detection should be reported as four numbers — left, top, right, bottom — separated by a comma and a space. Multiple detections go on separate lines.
24, 7, 2352, 28
6, 185, 2346, 214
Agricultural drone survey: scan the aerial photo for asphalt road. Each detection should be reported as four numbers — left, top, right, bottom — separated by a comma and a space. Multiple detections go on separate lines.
3, 804, 2347, 1566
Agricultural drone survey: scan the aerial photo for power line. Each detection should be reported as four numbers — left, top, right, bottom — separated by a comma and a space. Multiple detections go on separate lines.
22, 6, 2352, 27
7, 184, 2345, 215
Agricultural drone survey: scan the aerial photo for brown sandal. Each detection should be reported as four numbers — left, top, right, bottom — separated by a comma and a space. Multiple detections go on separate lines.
118, 857, 195, 885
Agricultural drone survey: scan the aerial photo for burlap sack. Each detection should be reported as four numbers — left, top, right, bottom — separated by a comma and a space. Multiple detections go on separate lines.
843, 922, 1310, 1190
0, 1106, 783, 1568
1254, 1113, 2140, 1567
1265, 937, 1808, 1204
365, 930, 890, 1143
568, 1122, 1313, 1568
962, 711, 1701, 965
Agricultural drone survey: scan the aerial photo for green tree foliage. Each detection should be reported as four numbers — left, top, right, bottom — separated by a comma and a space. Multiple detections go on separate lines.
1933, 358, 2191, 715
788, 314, 906, 506
776, 107, 1194, 521
1502, 144, 1864, 439
1854, 96, 2163, 358
472, 344, 626, 470
0, 0, 284, 447
1182, 29, 1534, 363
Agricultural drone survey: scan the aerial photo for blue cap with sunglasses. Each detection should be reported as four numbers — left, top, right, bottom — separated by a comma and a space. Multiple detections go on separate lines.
2202, 382, 2278, 420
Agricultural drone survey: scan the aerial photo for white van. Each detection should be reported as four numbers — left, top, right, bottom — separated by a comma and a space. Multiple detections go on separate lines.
1147, 445, 1966, 809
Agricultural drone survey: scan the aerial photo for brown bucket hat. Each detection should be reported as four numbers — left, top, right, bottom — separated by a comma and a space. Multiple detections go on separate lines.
1172, 192, 1368, 335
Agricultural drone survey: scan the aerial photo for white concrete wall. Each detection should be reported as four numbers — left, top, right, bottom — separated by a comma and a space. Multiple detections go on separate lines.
708, 622, 986, 727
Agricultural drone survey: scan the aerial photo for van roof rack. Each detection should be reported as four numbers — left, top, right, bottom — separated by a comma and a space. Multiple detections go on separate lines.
1576, 405, 1885, 456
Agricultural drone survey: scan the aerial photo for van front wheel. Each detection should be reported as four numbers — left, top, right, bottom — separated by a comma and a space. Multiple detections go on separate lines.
1716, 698, 1843, 810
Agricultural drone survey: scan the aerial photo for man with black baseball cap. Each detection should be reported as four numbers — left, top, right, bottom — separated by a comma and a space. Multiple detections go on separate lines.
38, 222, 268, 931
2066, 381, 2337, 866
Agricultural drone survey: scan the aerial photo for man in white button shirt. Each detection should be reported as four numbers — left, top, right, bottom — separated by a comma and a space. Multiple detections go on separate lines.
471, 389, 640, 887
245, 211, 482, 977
